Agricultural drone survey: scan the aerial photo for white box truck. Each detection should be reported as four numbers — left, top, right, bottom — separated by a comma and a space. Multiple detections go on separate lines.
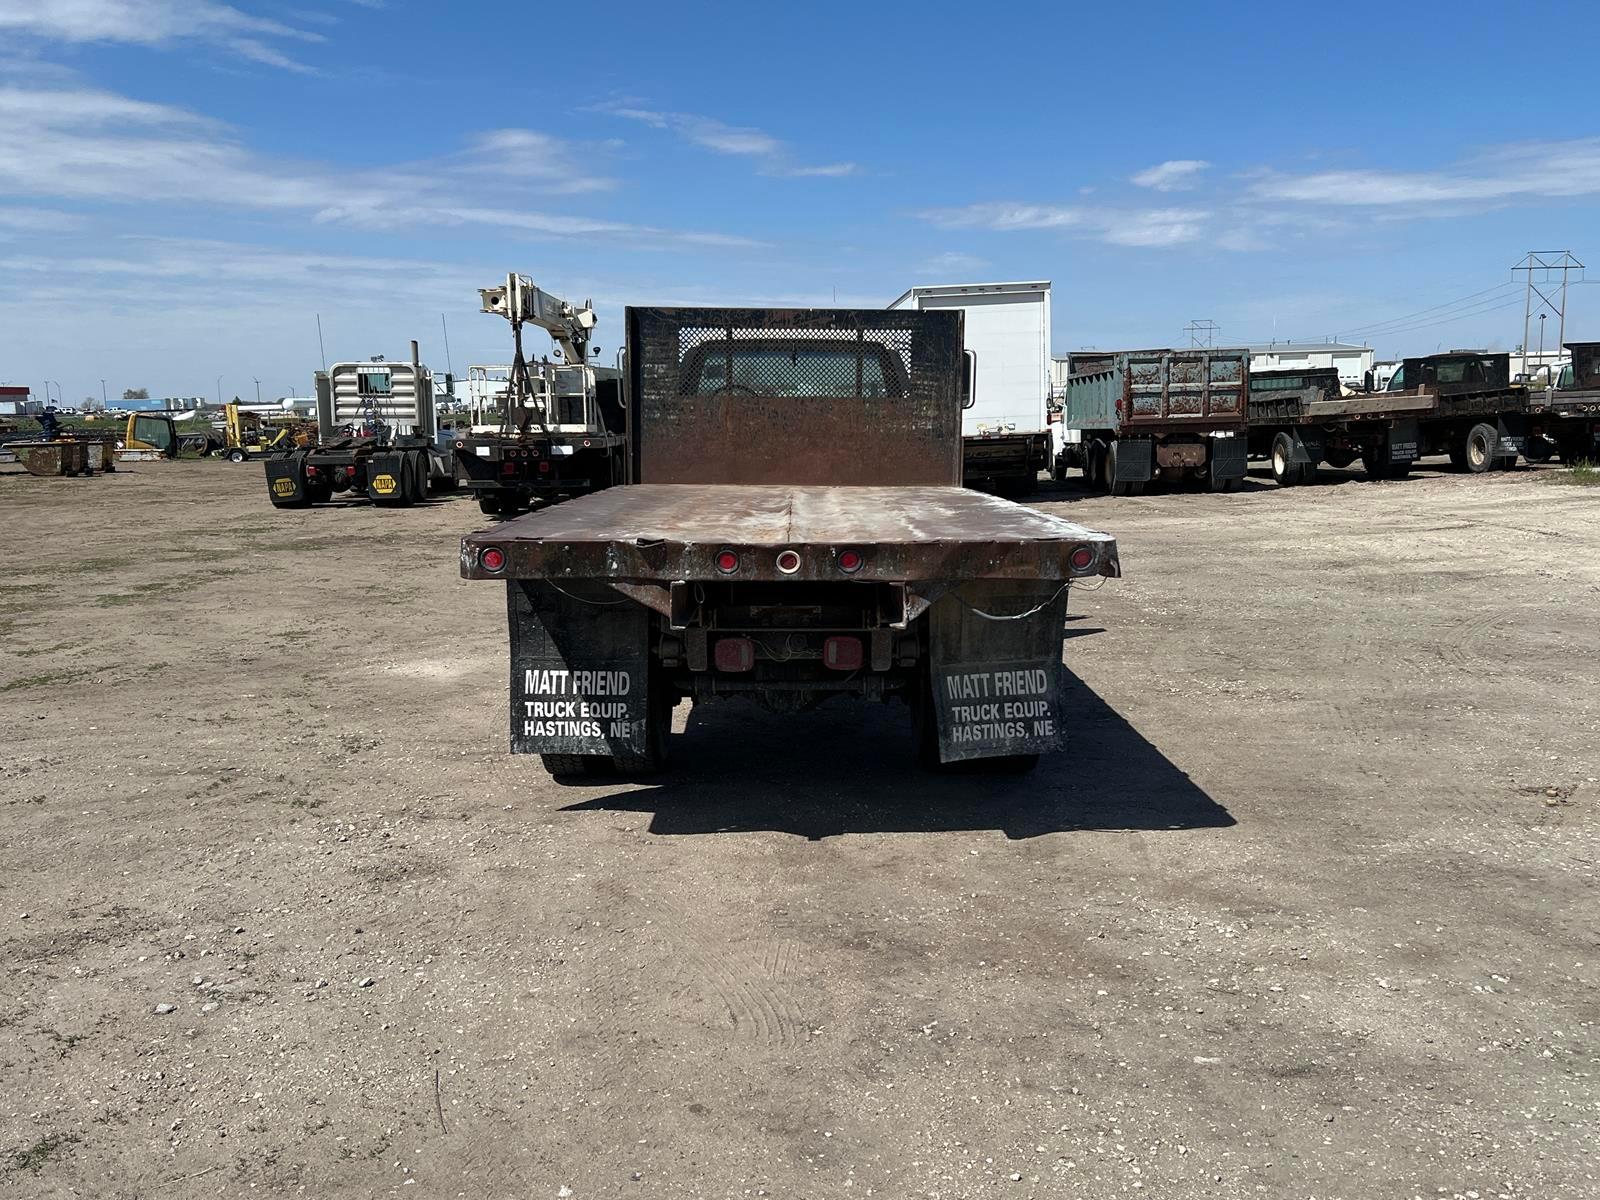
889, 281, 1053, 493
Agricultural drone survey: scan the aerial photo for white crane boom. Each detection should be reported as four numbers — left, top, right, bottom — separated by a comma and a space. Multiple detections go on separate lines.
478, 273, 597, 367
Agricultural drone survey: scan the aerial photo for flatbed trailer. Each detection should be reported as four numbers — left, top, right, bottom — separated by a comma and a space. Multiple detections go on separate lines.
461, 306, 1118, 777
1055, 347, 1250, 495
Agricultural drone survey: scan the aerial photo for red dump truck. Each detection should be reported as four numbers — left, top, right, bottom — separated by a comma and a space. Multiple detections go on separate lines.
460, 307, 1119, 778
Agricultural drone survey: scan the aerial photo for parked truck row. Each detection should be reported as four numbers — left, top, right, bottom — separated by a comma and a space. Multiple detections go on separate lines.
1049, 344, 1598, 493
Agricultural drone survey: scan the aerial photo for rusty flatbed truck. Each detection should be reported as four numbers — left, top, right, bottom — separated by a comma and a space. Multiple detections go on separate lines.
1526, 341, 1600, 464
1248, 366, 1434, 484
1383, 351, 1528, 472
1055, 348, 1250, 494
460, 307, 1119, 778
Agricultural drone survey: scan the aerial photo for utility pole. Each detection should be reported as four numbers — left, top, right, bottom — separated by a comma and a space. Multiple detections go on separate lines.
216, 376, 223, 407
99, 379, 107, 410
1184, 319, 1220, 349
253, 377, 261, 404
1514, 250, 1583, 368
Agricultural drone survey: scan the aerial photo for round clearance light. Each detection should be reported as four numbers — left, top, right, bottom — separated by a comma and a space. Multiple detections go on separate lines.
715, 549, 740, 574
1069, 546, 1095, 571
480, 547, 506, 573
776, 550, 802, 575
837, 549, 864, 573
454, 440, 465, 449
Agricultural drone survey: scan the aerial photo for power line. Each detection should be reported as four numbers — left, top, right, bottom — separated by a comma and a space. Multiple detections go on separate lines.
1334, 282, 1520, 339
1358, 295, 1526, 341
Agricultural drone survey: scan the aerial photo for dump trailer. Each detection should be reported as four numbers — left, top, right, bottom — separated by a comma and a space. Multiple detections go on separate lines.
1383, 351, 1528, 472
889, 281, 1053, 494
1525, 342, 1600, 464
264, 344, 453, 508
460, 306, 1119, 778
450, 274, 628, 516
1055, 348, 1250, 494
1247, 366, 1435, 484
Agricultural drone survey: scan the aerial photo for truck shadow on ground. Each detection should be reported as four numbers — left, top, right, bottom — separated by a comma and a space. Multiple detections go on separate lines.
561, 670, 1234, 840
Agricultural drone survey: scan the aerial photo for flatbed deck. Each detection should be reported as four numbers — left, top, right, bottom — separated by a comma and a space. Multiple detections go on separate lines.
461, 484, 1119, 582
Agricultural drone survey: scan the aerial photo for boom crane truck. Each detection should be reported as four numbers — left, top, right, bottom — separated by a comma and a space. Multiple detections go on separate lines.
450, 273, 627, 517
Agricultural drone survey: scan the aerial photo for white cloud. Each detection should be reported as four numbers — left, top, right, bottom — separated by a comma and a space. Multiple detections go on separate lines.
0, 206, 81, 231
766, 162, 859, 178
1248, 138, 1600, 207
0, 0, 323, 71
1131, 159, 1211, 191
0, 84, 762, 249
918, 201, 1209, 247
916, 251, 990, 277
593, 101, 855, 179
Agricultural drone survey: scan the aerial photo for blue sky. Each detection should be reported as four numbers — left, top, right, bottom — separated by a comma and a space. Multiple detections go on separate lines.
2, 0, 1597, 402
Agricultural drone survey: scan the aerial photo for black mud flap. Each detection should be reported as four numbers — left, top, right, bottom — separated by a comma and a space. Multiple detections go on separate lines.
1496, 415, 1526, 458
507, 581, 653, 767
929, 581, 1071, 764
1209, 433, 1248, 478
1114, 438, 1154, 482
264, 456, 307, 507
1388, 417, 1421, 464
365, 453, 407, 504
1288, 429, 1322, 466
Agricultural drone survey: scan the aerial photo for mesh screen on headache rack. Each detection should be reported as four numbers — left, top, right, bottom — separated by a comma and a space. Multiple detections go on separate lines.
676, 326, 913, 399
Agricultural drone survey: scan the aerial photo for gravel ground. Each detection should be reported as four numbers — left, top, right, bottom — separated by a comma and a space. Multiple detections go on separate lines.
1, 457, 1596, 1200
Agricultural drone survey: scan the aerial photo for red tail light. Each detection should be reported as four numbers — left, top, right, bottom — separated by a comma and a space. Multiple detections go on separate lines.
823, 636, 863, 671
837, 549, 863, 573
1069, 546, 1095, 571
305, 465, 319, 477
538, 462, 550, 472
501, 462, 516, 475
480, 547, 506, 572
775, 550, 801, 574
713, 637, 755, 672
715, 549, 739, 574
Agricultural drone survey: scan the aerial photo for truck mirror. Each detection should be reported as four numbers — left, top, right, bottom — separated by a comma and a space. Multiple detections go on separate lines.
962, 349, 978, 410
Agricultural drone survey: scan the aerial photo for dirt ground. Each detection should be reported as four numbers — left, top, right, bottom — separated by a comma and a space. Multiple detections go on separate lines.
1, 457, 1596, 1200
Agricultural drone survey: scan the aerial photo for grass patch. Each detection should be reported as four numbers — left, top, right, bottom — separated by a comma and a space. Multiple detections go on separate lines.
10, 642, 79, 659
0, 669, 85, 694
1547, 462, 1600, 486
9, 1132, 79, 1174
94, 567, 243, 607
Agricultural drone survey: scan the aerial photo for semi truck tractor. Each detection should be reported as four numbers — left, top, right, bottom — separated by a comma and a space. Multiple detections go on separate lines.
461, 306, 1119, 778
264, 343, 454, 508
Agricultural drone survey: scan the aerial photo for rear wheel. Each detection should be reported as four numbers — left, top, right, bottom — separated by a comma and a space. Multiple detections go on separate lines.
1463, 422, 1497, 473
226, 448, 247, 463
541, 754, 611, 780
1324, 447, 1356, 470
1524, 437, 1554, 463
1269, 432, 1302, 486
477, 494, 503, 517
